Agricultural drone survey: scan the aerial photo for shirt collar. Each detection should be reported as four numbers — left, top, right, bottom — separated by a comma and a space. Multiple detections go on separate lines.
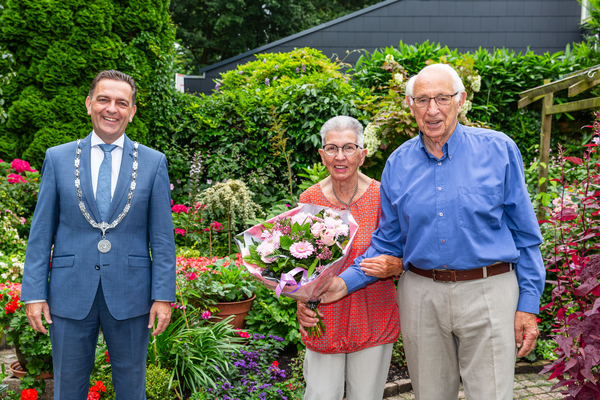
91, 131, 124, 149
418, 122, 463, 162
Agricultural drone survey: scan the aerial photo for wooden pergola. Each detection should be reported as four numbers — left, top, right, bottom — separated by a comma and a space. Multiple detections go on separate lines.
518, 64, 600, 215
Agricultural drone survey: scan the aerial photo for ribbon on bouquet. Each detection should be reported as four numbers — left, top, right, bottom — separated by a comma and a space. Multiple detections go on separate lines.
275, 267, 308, 298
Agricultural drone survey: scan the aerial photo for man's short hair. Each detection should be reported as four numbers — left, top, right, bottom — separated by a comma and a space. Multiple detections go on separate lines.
320, 116, 364, 147
89, 70, 137, 106
405, 64, 465, 105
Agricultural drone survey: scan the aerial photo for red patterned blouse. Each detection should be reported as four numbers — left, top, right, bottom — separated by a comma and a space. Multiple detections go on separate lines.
299, 179, 401, 354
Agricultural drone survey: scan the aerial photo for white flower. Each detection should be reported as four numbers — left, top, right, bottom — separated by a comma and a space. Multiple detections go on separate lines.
364, 123, 381, 157
461, 100, 472, 117
1, 273, 7, 279
335, 223, 349, 237
257, 241, 276, 257
291, 212, 309, 226
471, 75, 481, 92
385, 54, 395, 64
394, 73, 403, 84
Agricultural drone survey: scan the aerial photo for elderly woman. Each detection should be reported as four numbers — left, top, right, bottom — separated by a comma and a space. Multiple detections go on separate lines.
297, 115, 403, 400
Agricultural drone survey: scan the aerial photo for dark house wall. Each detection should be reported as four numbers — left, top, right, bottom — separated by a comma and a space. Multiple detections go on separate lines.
190, 0, 583, 96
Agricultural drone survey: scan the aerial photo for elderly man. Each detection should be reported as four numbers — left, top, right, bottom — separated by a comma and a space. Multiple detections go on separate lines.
313, 63, 545, 399
22, 70, 176, 400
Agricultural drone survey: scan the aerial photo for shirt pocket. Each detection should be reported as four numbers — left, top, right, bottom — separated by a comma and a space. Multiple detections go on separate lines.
458, 186, 503, 231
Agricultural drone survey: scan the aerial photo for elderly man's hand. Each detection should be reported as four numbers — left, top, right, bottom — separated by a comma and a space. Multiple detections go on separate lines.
360, 255, 404, 279
515, 311, 539, 358
319, 276, 348, 304
26, 302, 52, 334
148, 301, 172, 336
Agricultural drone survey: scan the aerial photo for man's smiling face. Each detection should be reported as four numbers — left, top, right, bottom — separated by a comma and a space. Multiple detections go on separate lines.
86, 79, 136, 144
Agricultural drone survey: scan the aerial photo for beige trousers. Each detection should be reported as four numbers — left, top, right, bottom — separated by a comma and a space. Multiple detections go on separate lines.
303, 343, 394, 400
397, 269, 519, 400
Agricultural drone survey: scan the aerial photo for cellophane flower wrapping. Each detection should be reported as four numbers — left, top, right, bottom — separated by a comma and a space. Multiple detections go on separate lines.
235, 204, 359, 303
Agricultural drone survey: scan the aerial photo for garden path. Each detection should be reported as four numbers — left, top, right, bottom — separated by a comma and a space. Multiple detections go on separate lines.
384, 371, 564, 400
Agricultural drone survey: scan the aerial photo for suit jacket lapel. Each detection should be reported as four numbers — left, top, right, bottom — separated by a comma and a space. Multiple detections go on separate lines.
79, 134, 103, 222
106, 134, 133, 222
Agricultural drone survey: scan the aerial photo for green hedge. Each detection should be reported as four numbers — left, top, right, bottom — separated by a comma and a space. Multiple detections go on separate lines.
0, 0, 178, 170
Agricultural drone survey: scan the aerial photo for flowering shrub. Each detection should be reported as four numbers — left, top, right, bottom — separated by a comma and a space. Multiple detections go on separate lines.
538, 142, 600, 398
205, 333, 302, 400
177, 254, 256, 310
0, 282, 53, 379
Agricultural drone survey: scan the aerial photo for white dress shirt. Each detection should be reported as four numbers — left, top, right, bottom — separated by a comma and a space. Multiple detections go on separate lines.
91, 131, 124, 199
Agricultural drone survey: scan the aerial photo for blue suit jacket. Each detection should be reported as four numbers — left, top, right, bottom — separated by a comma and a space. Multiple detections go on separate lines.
21, 133, 176, 320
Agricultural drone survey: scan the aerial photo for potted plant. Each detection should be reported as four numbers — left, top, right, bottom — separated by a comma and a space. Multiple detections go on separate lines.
176, 254, 257, 329
0, 282, 53, 379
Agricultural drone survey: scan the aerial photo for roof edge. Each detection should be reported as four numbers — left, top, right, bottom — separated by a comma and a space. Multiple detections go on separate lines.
198, 0, 400, 74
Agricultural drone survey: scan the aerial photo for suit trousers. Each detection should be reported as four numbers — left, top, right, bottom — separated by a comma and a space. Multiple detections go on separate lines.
49, 281, 151, 400
303, 343, 394, 400
396, 269, 519, 400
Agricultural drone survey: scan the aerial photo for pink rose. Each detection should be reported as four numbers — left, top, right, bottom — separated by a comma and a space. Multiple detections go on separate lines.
310, 222, 325, 238
320, 229, 337, 246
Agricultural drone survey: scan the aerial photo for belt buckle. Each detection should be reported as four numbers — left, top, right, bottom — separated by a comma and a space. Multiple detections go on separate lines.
432, 269, 456, 283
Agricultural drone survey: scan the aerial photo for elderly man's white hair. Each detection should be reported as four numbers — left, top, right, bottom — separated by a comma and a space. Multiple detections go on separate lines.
405, 64, 466, 105
320, 116, 364, 147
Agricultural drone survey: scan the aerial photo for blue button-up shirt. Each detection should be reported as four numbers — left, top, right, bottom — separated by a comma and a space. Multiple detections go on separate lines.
339, 123, 545, 314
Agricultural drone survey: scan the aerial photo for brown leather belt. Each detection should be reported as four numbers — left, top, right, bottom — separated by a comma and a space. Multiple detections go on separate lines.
408, 262, 512, 283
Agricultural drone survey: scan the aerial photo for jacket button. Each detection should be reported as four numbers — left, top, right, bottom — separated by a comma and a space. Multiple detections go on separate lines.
95, 265, 100, 270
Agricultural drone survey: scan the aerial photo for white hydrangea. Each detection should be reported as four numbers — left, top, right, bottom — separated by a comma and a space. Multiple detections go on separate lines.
363, 123, 381, 157
461, 100, 472, 117
394, 73, 403, 84
467, 75, 481, 92
385, 54, 395, 64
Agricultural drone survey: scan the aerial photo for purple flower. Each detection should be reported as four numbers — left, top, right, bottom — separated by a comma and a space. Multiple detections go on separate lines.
273, 76, 277, 81
262, 58, 266, 63
238, 70, 243, 74
296, 67, 299, 73
169, 183, 174, 190
274, 64, 278, 69
265, 78, 270, 85
302, 63, 306, 72
215, 82, 221, 90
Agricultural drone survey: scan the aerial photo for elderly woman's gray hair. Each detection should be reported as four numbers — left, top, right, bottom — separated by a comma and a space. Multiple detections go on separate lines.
319, 116, 364, 147
405, 64, 465, 105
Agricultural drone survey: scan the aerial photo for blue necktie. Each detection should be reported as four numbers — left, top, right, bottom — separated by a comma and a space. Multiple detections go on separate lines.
96, 144, 117, 222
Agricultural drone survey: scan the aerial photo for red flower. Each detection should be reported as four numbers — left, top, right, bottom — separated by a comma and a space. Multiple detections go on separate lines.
536, 318, 541, 324
272, 361, 279, 368
171, 204, 189, 214
90, 381, 106, 393
210, 221, 223, 232
11, 159, 35, 173
7, 173, 26, 184
86, 393, 100, 400
20, 388, 38, 400
105, 351, 110, 364
237, 330, 250, 339
175, 228, 186, 236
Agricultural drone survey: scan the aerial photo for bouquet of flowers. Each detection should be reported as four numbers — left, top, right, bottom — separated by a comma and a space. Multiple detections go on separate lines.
236, 204, 359, 336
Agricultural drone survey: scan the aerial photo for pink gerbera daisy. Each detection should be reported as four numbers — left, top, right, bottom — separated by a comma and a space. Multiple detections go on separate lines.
289, 241, 314, 259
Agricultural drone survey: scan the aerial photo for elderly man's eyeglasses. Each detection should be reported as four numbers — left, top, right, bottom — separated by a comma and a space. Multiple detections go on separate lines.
322, 143, 362, 156
411, 92, 459, 108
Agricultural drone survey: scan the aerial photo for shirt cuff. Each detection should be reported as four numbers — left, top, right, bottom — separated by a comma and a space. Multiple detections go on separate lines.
24, 300, 46, 304
339, 267, 378, 294
517, 293, 541, 314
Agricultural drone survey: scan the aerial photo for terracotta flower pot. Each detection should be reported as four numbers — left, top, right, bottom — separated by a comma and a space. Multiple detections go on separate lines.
209, 294, 256, 329
9, 361, 53, 380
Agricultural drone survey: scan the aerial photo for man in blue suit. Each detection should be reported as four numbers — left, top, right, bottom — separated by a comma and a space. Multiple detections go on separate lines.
21, 70, 176, 399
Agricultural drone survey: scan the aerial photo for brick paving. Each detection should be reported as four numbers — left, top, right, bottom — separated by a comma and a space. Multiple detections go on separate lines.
385, 372, 564, 400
